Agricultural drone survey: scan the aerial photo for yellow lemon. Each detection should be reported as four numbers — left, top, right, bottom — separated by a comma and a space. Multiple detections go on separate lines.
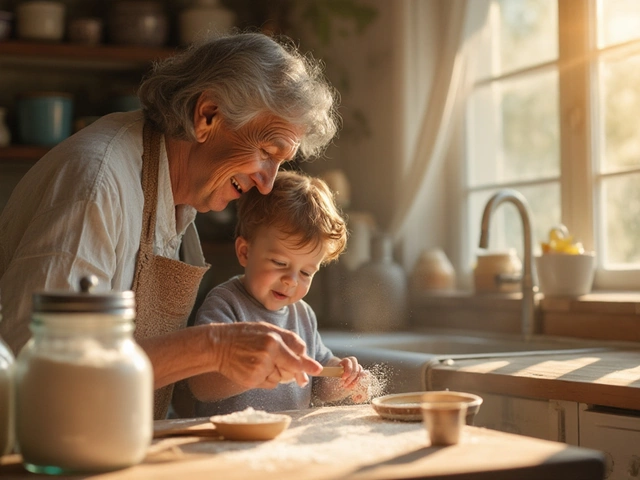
542, 224, 583, 254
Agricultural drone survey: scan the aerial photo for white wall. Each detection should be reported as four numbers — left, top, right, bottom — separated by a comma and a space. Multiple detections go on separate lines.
299, 0, 451, 275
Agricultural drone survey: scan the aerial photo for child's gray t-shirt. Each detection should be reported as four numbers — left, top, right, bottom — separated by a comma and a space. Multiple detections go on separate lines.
193, 275, 334, 416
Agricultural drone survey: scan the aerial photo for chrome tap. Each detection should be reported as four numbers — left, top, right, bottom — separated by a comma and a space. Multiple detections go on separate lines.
479, 189, 537, 340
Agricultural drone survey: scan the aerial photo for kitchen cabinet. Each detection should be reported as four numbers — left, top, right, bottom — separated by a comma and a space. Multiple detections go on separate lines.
472, 392, 579, 445
579, 403, 640, 480
426, 349, 640, 478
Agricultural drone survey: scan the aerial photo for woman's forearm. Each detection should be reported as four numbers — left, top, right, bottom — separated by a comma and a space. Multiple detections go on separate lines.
137, 322, 323, 391
188, 371, 249, 402
137, 325, 219, 390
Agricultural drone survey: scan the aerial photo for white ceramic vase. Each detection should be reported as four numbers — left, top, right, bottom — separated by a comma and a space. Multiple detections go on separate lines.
347, 233, 407, 332
410, 249, 456, 293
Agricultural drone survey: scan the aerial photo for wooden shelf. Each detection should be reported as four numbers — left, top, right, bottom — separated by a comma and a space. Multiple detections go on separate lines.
0, 145, 49, 162
0, 41, 179, 70
0, 41, 181, 165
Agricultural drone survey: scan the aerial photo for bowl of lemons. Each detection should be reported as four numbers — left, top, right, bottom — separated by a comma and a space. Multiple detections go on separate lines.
536, 225, 595, 297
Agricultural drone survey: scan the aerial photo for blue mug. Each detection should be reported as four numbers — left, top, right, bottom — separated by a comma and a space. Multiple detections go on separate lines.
17, 92, 74, 146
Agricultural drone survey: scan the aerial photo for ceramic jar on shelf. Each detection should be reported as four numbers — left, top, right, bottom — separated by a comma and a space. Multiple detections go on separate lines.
179, 0, 236, 45
68, 17, 103, 45
16, 92, 73, 147
109, 0, 169, 47
16, 1, 65, 42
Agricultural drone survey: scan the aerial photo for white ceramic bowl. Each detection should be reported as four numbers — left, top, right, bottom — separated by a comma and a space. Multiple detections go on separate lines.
536, 252, 595, 297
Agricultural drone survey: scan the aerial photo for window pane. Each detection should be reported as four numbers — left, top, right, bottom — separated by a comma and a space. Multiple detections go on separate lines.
597, 51, 640, 172
472, 0, 558, 80
597, 0, 640, 48
601, 174, 640, 265
467, 70, 560, 188
467, 184, 560, 263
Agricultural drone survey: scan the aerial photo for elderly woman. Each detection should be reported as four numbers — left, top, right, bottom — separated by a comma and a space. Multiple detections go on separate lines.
0, 32, 339, 418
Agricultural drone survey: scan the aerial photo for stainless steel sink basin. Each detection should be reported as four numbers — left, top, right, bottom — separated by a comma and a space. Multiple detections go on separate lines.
320, 329, 609, 394
321, 330, 602, 356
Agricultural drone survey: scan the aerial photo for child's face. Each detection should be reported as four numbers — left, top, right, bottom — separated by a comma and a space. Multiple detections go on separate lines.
236, 226, 327, 311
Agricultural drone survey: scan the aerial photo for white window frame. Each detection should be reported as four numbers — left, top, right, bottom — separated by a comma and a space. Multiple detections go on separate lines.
457, 0, 640, 292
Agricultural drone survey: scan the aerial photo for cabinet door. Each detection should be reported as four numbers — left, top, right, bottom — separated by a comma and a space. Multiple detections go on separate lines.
579, 403, 640, 480
473, 392, 579, 444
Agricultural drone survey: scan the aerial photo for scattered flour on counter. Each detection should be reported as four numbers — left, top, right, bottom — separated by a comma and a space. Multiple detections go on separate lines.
210, 407, 287, 424
190, 406, 425, 472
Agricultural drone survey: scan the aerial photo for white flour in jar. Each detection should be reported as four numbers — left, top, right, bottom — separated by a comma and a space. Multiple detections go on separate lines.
16, 351, 153, 471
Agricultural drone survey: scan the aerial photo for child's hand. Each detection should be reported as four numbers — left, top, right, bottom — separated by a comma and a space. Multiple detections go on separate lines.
337, 356, 363, 389
335, 357, 374, 403
350, 370, 373, 404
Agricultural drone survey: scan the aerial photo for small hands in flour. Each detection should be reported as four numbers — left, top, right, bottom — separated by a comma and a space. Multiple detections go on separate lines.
350, 370, 372, 404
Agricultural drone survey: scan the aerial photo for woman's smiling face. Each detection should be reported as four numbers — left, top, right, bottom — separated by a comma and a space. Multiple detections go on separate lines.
182, 113, 304, 213
235, 226, 327, 311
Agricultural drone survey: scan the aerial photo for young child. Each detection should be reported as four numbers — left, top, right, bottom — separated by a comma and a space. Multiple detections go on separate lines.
188, 170, 371, 416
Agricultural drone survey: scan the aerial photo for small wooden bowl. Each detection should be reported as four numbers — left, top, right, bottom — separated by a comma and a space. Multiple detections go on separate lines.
210, 414, 291, 441
372, 391, 483, 424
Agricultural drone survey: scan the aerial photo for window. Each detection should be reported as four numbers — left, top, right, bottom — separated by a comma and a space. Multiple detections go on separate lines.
463, 0, 640, 291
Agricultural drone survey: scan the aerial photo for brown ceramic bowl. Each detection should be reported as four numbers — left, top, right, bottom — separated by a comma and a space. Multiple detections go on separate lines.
372, 391, 483, 425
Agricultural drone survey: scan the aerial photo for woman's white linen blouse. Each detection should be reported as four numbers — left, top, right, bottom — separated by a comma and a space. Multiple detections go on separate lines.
0, 111, 205, 354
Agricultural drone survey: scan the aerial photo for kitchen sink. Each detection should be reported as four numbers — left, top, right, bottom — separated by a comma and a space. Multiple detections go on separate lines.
320, 329, 610, 394
321, 330, 602, 356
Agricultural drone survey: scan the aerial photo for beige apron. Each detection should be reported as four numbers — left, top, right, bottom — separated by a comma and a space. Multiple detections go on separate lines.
132, 123, 210, 420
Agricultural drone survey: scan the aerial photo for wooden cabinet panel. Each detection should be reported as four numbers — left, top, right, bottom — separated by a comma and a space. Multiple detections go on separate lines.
467, 392, 579, 444
579, 403, 640, 480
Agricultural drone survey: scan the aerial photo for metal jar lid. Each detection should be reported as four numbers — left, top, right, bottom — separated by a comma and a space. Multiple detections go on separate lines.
32, 275, 135, 315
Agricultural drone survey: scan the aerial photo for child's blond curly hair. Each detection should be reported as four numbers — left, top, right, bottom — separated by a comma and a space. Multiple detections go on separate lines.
235, 169, 348, 263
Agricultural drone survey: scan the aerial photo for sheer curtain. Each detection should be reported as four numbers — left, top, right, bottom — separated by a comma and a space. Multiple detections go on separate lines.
389, 1, 485, 269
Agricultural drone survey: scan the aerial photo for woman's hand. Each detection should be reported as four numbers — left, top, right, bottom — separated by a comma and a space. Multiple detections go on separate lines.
209, 321, 323, 389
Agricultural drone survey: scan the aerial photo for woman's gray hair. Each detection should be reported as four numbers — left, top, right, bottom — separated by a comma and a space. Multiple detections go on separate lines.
138, 32, 340, 159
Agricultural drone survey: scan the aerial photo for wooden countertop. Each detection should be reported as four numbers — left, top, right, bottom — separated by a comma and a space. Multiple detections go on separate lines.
0, 405, 604, 480
427, 349, 640, 410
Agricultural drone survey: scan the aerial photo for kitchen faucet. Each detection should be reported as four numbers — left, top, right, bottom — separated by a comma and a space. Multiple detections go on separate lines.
479, 189, 537, 340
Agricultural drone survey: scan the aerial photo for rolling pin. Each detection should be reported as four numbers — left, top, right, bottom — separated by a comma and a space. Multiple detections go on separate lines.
316, 366, 344, 377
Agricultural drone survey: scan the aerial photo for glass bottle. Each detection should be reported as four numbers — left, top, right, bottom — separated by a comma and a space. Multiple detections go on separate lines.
0, 291, 15, 457
15, 276, 153, 474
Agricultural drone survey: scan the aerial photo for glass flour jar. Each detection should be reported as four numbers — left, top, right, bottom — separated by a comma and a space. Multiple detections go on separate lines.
15, 276, 153, 474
